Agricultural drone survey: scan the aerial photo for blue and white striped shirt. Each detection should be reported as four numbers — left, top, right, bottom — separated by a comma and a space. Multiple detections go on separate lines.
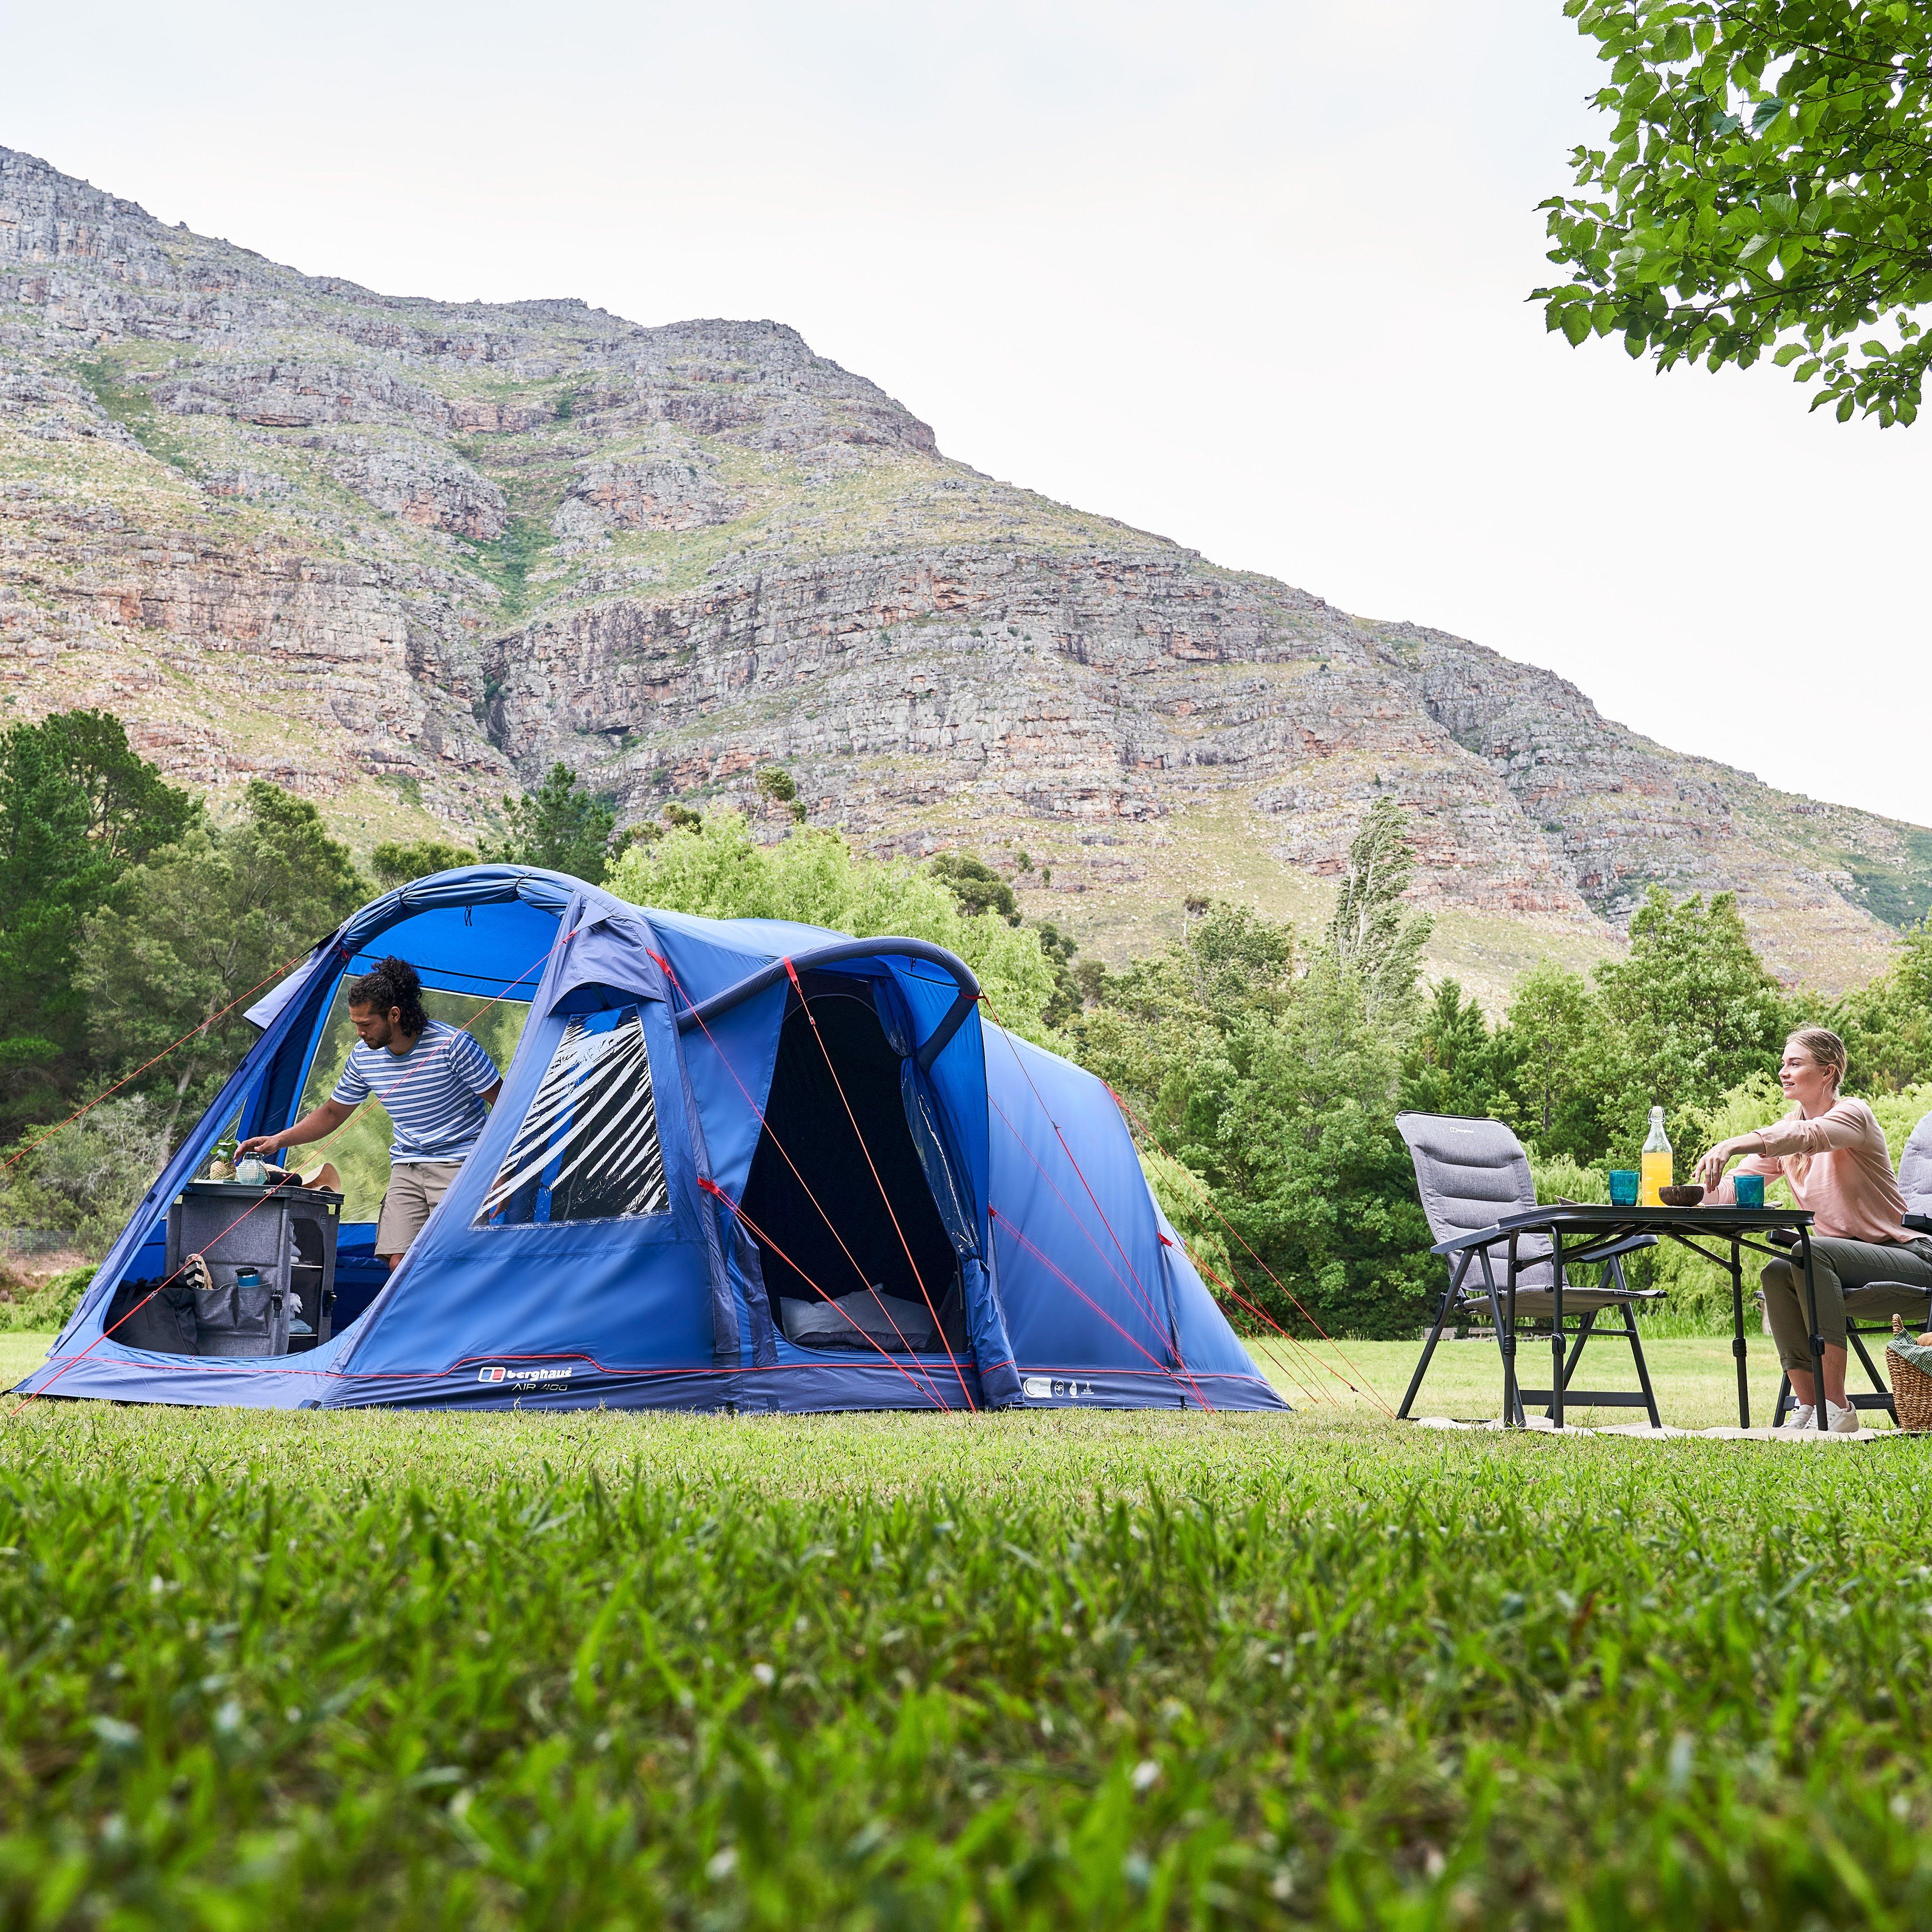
332, 1020, 501, 1164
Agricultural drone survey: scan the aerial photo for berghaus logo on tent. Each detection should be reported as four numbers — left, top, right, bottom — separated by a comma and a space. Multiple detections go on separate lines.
1023, 1376, 1095, 1401
478, 1364, 573, 1384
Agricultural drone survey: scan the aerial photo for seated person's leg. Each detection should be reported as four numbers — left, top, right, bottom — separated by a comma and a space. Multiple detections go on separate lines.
1812, 1235, 1932, 1398
1762, 1250, 1847, 1408
1815, 1233, 1932, 1304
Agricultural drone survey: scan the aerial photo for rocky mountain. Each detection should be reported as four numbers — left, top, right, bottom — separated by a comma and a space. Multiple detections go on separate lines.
3, 143, 1927, 1001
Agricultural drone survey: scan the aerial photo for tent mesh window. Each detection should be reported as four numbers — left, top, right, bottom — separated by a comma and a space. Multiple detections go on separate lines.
476, 1007, 669, 1225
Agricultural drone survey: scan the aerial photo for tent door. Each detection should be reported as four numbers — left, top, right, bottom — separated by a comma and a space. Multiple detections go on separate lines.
741, 975, 965, 1356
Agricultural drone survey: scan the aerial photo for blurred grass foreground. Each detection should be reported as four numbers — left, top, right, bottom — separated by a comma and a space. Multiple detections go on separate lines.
5, 1361, 1932, 1928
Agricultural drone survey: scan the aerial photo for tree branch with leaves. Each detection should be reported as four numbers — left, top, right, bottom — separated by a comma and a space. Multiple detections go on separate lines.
1538, 0, 1932, 425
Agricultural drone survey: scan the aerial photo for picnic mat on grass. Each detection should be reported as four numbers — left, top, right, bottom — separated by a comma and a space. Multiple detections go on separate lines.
1412, 1416, 1918, 1442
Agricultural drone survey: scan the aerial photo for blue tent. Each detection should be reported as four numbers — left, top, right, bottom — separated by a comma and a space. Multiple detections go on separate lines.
17, 867, 1285, 1413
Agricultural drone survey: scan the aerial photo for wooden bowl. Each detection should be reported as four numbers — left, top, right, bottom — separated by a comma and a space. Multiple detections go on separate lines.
1658, 1184, 1704, 1208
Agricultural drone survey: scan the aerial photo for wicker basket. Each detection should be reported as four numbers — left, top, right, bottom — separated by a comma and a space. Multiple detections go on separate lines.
1886, 1328, 1932, 1432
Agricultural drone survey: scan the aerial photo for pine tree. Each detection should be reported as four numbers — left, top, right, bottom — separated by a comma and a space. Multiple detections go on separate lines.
492, 764, 618, 882
0, 712, 195, 1129
1324, 797, 1433, 1024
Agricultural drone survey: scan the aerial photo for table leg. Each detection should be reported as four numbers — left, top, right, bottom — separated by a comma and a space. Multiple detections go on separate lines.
1730, 1235, 1749, 1429
1550, 1229, 1566, 1429
1799, 1225, 1826, 1431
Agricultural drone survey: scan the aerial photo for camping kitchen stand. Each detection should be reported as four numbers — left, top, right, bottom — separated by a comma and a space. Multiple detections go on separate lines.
1404, 1203, 1824, 1431
165, 1179, 342, 1355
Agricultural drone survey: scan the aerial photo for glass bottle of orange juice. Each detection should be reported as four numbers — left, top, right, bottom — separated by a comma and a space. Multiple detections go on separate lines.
1640, 1106, 1673, 1205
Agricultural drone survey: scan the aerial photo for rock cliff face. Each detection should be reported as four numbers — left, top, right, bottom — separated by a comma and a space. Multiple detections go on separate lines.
2, 143, 1927, 995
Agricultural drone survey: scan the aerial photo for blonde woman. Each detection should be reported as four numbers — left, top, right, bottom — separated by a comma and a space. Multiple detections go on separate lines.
1697, 1027, 1932, 1434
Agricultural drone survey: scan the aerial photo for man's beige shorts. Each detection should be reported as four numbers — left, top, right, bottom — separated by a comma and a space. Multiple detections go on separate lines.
375, 1161, 464, 1258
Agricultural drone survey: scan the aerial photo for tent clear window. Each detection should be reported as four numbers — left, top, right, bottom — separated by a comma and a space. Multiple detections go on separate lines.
296, 982, 529, 1224
476, 1007, 669, 1226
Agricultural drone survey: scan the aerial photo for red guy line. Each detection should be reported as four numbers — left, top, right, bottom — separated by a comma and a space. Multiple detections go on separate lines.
1108, 1081, 1394, 1415
1162, 1234, 1325, 1408
3, 948, 321, 1175
646, 947, 948, 1408
976, 1000, 1213, 1409
984, 1089, 1213, 1410
9, 1182, 295, 1415
990, 1207, 1213, 1410
699, 1178, 950, 1410
11, 930, 572, 1418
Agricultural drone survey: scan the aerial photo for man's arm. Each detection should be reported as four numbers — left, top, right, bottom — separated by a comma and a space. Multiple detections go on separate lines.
239, 1098, 356, 1156
482, 1080, 501, 1108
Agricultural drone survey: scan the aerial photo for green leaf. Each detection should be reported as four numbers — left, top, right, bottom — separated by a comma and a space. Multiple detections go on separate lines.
1534, 1, 1932, 428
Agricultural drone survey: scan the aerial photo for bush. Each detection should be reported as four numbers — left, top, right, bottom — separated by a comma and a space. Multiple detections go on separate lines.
929, 853, 1017, 923
1874, 1081, 1932, 1161
0, 1263, 93, 1332
1529, 1154, 1608, 1204
369, 838, 476, 890
0, 1098, 169, 1255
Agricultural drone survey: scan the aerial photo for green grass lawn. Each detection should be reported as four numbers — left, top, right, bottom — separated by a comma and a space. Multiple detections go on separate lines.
6, 1330, 1932, 1927
0, 1325, 1833, 1436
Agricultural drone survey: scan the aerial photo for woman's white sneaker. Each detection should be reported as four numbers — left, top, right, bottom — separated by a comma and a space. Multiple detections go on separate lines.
1776, 1404, 1816, 1433
1826, 1401, 1861, 1435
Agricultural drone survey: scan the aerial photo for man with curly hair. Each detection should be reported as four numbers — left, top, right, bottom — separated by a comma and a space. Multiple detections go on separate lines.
240, 956, 501, 1268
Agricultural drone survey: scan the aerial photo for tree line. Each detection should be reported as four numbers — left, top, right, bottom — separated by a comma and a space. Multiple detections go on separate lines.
4, 713, 1929, 1337
0, 726, 624, 1253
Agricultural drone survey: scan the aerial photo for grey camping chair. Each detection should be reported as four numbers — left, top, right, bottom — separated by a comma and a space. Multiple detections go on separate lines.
1396, 1111, 1663, 1426
1772, 1108, 1932, 1427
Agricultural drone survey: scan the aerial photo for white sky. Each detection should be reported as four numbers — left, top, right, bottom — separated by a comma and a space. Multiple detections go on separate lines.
5, 0, 1928, 826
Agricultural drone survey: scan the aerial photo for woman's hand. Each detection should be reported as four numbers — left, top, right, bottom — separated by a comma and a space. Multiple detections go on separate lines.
1696, 1141, 1735, 1190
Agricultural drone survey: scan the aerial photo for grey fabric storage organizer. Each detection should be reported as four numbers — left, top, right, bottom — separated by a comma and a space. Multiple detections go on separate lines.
164, 1180, 341, 1357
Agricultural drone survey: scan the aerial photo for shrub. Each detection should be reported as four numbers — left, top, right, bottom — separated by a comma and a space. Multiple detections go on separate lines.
605, 811, 1061, 1038
0, 1098, 169, 1256
0, 1263, 93, 1332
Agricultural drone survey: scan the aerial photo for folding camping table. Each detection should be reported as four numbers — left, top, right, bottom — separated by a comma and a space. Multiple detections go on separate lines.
1422, 1203, 1822, 1430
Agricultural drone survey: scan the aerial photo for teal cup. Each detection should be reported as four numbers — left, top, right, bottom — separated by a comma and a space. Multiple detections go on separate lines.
1733, 1173, 1765, 1209
1609, 1169, 1639, 1207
